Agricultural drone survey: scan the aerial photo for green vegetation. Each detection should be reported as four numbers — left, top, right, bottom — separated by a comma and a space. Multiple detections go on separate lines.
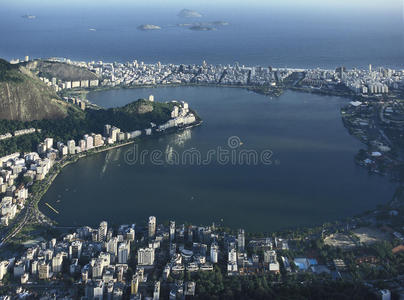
0, 59, 21, 82
0, 99, 177, 156
85, 99, 176, 131
189, 268, 375, 300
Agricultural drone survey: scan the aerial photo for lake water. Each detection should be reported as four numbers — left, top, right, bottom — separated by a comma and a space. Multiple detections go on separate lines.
39, 87, 396, 231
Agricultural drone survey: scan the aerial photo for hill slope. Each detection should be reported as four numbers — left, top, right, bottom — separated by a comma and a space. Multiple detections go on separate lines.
24, 60, 98, 81
0, 59, 68, 121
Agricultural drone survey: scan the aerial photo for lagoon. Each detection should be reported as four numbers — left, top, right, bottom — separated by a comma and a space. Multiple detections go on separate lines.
40, 87, 396, 231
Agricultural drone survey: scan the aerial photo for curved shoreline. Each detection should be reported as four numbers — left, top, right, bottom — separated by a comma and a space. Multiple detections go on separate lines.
0, 117, 203, 245
3, 83, 400, 244
35, 120, 203, 220
64, 86, 399, 226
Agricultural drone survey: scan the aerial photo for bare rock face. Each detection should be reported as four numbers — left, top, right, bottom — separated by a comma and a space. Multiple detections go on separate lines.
24, 60, 98, 81
0, 59, 68, 121
136, 102, 154, 114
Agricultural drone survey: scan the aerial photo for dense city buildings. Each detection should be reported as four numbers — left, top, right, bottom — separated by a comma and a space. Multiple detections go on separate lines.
0, 57, 403, 299
0, 213, 402, 299
30, 57, 403, 101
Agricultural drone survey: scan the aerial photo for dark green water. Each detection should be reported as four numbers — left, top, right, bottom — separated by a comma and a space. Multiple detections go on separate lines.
40, 87, 396, 231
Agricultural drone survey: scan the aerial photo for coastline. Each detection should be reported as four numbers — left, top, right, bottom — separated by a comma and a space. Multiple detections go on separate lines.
34, 120, 203, 225
75, 84, 402, 221
71, 82, 285, 102
2, 82, 401, 246
71, 80, 386, 109
0, 117, 203, 245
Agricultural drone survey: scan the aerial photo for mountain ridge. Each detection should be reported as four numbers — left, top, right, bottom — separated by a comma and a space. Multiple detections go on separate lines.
0, 59, 69, 121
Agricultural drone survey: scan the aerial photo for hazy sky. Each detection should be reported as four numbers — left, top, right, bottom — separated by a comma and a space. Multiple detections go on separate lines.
3, 0, 402, 10
3, 0, 402, 23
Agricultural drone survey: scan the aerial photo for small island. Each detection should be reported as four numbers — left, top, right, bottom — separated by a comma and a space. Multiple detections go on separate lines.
189, 25, 216, 31
137, 24, 161, 31
177, 21, 228, 31
212, 21, 229, 26
178, 9, 202, 18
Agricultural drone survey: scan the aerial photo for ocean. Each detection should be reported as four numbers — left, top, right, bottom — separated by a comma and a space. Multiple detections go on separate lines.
1, 0, 403, 69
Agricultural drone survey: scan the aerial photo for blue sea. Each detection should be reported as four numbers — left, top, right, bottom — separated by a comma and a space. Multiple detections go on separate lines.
1, 0, 403, 69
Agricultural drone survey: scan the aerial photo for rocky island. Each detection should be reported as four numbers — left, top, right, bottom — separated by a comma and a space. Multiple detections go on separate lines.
177, 21, 228, 31
178, 9, 202, 18
137, 24, 161, 31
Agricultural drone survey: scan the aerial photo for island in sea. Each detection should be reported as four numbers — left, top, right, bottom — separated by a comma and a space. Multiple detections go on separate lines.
189, 25, 216, 31
137, 24, 161, 31
178, 8, 202, 18
177, 21, 229, 31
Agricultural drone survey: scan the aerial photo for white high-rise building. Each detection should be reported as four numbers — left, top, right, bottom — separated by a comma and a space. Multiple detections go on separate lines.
169, 220, 175, 241
0, 261, 8, 280
131, 274, 139, 295
228, 248, 237, 264
98, 221, 108, 242
67, 140, 76, 155
30, 260, 38, 275
153, 281, 160, 300
69, 241, 82, 259
137, 247, 155, 266
92, 260, 104, 278
85, 135, 94, 150
126, 227, 135, 241
38, 261, 50, 279
263, 249, 271, 264
237, 229, 245, 252
118, 242, 130, 264
110, 127, 120, 143
86, 279, 104, 300
44, 138, 53, 150
52, 253, 64, 273
148, 216, 156, 239
210, 242, 219, 264
106, 237, 118, 256
267, 250, 279, 272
